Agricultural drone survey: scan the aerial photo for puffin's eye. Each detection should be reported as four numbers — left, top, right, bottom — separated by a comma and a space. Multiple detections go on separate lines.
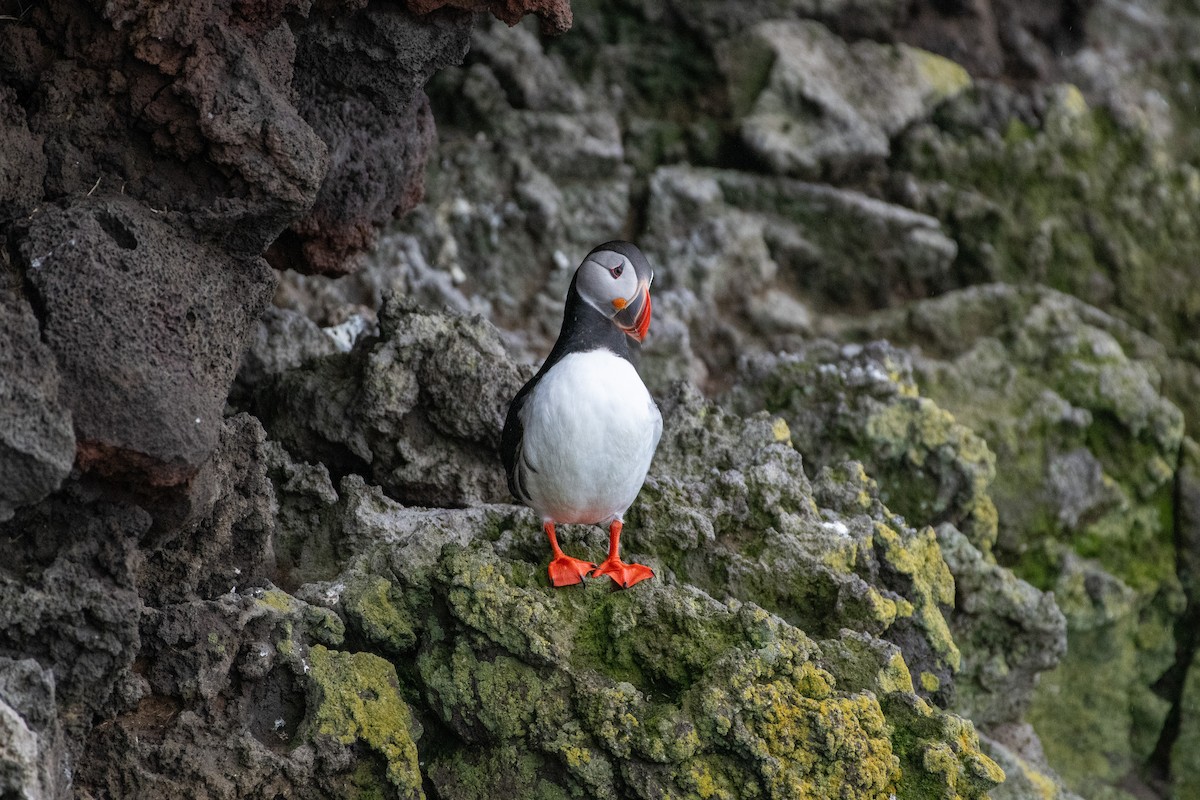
609, 265, 624, 279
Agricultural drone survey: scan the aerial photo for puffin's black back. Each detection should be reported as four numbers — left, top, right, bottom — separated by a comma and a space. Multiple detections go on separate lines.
500, 241, 647, 504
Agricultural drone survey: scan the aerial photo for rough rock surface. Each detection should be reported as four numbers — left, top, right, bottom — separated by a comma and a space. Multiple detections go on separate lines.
0, 272, 73, 522
277, 9, 471, 275
843, 285, 1190, 795
720, 19, 971, 180
7, 0, 1200, 798
16, 196, 274, 487
254, 294, 526, 509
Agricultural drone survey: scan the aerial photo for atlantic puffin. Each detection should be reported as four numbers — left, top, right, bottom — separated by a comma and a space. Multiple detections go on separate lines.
501, 241, 662, 589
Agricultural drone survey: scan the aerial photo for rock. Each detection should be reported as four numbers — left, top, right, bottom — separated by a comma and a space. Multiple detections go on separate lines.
16, 196, 274, 487
0, 658, 68, 800
936, 524, 1066, 727
720, 19, 970, 179
892, 81, 1200, 418
724, 342, 1072, 736
0, 272, 73, 523
296, 470, 1003, 799
137, 414, 281, 605
0, 498, 146, 728
8, 0, 328, 255
277, 7, 471, 275
849, 284, 1188, 794
628, 167, 960, 391
287, 14, 631, 362
76, 582, 427, 799
729, 341, 1000, 552
255, 294, 525, 508
0, 85, 45, 221
406, 0, 573, 35
981, 723, 1085, 800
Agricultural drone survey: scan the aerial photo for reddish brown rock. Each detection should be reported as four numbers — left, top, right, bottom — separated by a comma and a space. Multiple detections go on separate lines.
271, 6, 468, 275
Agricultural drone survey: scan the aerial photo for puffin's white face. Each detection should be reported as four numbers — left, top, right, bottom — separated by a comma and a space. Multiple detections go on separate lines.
575, 249, 653, 341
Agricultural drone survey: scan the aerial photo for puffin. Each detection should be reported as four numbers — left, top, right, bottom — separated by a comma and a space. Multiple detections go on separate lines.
501, 241, 662, 589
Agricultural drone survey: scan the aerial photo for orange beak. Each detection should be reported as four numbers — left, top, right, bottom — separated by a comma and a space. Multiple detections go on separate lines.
614, 280, 652, 342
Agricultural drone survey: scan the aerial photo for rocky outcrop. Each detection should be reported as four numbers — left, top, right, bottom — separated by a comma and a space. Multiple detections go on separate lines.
6, 0, 1200, 798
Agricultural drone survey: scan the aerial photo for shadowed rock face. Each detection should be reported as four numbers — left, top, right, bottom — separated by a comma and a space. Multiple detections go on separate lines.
16, 196, 274, 487
0, 0, 475, 492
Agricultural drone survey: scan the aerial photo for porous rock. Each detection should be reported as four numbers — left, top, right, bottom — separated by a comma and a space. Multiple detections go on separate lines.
406, 0, 573, 34
0, 658, 68, 800
279, 7, 472, 275
17, 196, 274, 487
285, 422, 1005, 799
849, 284, 1187, 793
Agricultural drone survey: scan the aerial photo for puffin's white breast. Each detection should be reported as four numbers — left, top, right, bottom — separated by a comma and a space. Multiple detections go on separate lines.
519, 349, 661, 525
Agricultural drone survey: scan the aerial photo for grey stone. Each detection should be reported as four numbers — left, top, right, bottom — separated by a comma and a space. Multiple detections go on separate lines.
0, 276, 73, 523
18, 196, 274, 487
720, 19, 970, 179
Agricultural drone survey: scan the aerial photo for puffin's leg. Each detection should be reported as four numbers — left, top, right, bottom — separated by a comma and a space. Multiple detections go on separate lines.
544, 521, 595, 588
590, 520, 655, 589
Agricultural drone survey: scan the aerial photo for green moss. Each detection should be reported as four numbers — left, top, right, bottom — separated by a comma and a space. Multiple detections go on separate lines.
428, 744, 574, 800
419, 640, 570, 742
883, 694, 1004, 799
306, 645, 424, 799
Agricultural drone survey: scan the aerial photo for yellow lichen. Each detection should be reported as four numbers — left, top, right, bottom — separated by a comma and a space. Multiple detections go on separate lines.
908, 48, 972, 101
307, 645, 424, 799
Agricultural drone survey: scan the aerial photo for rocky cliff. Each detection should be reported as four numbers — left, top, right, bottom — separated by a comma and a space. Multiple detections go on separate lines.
3, 1, 1200, 798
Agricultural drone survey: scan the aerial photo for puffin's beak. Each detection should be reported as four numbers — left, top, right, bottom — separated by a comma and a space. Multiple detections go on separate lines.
614, 279, 652, 342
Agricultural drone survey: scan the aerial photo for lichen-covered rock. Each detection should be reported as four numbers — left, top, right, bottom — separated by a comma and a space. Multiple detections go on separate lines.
77, 579, 426, 799
324, 525, 999, 800
256, 293, 525, 508
720, 19, 970, 179
729, 341, 999, 552
269, 368, 1006, 799
935, 524, 1066, 727
892, 82, 1200, 420
848, 284, 1188, 794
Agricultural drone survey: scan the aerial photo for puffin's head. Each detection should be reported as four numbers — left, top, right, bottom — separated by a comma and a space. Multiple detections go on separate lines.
573, 241, 654, 342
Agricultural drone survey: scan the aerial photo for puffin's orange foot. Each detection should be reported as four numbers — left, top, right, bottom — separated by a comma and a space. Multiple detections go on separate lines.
547, 554, 596, 587
590, 558, 655, 589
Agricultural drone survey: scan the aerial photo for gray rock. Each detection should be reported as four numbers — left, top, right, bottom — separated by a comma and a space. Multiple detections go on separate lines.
17, 196, 274, 487
642, 166, 957, 380
0, 658, 68, 800
0, 274, 73, 523
936, 524, 1066, 726
257, 295, 525, 508
0, 85, 45, 222
720, 19, 970, 179
282, 8, 472, 275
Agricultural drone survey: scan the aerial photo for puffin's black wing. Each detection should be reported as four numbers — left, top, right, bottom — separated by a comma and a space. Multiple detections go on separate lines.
500, 381, 536, 506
